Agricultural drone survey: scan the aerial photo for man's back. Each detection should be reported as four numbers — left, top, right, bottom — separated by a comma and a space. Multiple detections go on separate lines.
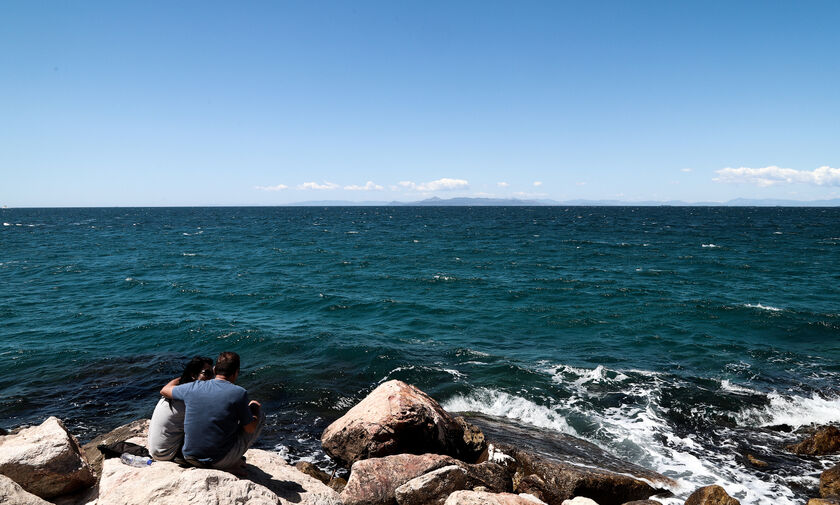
172, 378, 252, 463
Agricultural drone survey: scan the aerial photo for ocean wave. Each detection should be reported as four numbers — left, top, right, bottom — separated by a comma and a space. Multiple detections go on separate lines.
735, 392, 840, 429
443, 388, 577, 436
744, 303, 783, 312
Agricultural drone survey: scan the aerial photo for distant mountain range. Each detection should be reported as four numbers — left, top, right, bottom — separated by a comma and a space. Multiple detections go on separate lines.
287, 196, 840, 207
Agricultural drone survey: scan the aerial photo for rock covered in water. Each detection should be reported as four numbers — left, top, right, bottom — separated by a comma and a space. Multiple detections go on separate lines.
788, 426, 840, 456
96, 448, 340, 505
0, 416, 95, 499
321, 380, 486, 466
684, 485, 740, 505
821, 464, 840, 499
444, 490, 548, 505
394, 461, 510, 505
341, 452, 457, 505
496, 442, 666, 505
0, 474, 53, 505
294, 461, 347, 492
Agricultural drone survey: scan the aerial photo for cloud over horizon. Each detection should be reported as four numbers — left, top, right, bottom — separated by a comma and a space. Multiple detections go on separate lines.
714, 166, 840, 187
344, 181, 384, 191
298, 181, 339, 190
399, 178, 469, 191
254, 184, 288, 191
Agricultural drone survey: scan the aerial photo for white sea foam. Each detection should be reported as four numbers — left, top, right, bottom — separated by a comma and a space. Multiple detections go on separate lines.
744, 303, 783, 312
719, 379, 758, 395
442, 388, 577, 436
181, 253, 196, 256
736, 392, 840, 429
701, 244, 720, 248
2, 222, 10, 226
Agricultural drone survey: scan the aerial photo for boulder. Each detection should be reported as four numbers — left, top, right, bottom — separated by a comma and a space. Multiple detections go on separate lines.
0, 474, 53, 505
821, 464, 840, 499
96, 448, 340, 505
0, 416, 95, 499
684, 485, 740, 505
623, 501, 662, 505
788, 426, 840, 456
81, 418, 150, 478
563, 498, 600, 505
395, 461, 510, 505
809, 499, 840, 505
341, 453, 457, 505
322, 380, 486, 466
497, 443, 665, 505
515, 473, 550, 503
444, 490, 548, 505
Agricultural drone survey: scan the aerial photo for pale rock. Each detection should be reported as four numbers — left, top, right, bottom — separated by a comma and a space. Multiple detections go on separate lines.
96, 448, 340, 505
684, 485, 740, 505
81, 419, 149, 478
0, 417, 95, 499
341, 453, 456, 505
0, 474, 53, 505
563, 498, 600, 505
322, 380, 486, 466
445, 490, 548, 505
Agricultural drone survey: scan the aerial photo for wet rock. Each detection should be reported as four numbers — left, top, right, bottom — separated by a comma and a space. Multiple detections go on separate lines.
515, 473, 549, 503
395, 461, 511, 505
341, 452, 457, 505
295, 461, 332, 485
321, 380, 486, 467
469, 414, 677, 492
745, 453, 768, 468
808, 499, 840, 505
789, 426, 840, 456
0, 474, 52, 505
821, 464, 840, 499
328, 475, 347, 493
96, 448, 340, 505
684, 485, 740, 505
623, 501, 662, 505
444, 490, 548, 505
496, 443, 667, 505
80, 418, 150, 478
0, 416, 95, 499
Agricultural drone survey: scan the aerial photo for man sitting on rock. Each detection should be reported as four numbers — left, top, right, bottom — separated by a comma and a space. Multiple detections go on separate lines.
161, 351, 264, 473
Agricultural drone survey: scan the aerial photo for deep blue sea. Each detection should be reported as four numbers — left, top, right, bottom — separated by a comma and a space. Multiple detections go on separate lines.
2, 206, 839, 504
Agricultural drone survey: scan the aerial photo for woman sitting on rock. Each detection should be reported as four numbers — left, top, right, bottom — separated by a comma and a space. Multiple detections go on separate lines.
147, 356, 214, 461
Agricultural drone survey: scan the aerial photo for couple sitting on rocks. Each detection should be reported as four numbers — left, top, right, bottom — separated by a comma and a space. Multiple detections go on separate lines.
147, 351, 264, 473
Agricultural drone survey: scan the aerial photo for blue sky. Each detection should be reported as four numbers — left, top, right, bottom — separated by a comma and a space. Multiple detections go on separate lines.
2, 1, 839, 206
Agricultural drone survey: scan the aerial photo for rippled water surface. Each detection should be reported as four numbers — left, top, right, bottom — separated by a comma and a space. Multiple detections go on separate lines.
1, 206, 839, 504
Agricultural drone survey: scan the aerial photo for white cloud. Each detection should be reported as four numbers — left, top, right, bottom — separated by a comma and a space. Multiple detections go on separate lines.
497, 182, 510, 188
713, 166, 840, 187
681, 168, 693, 173
533, 181, 543, 187
399, 178, 469, 191
344, 181, 384, 191
254, 184, 288, 191
298, 181, 339, 190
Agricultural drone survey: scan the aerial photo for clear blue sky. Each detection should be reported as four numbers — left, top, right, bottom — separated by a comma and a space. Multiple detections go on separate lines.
2, 1, 839, 206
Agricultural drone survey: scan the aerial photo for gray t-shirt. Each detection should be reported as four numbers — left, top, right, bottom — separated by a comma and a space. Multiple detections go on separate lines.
172, 379, 252, 463
147, 397, 186, 460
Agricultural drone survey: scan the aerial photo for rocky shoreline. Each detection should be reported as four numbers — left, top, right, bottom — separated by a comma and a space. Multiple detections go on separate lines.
1, 379, 838, 505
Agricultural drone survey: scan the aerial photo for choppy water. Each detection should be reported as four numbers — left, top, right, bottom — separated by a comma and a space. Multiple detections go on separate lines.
1, 206, 839, 504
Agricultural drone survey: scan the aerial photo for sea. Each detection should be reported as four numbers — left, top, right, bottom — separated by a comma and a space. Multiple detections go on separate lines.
1, 206, 839, 504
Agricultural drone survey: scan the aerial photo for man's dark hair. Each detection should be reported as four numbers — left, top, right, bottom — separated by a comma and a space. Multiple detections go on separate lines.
179, 356, 213, 384
214, 351, 240, 377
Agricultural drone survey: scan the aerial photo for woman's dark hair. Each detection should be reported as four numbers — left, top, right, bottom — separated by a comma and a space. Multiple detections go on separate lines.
179, 356, 214, 384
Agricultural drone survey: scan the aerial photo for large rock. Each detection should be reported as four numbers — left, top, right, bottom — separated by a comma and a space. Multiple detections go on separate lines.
684, 485, 740, 505
788, 426, 840, 456
341, 453, 457, 505
444, 490, 547, 505
809, 499, 840, 505
623, 501, 662, 505
0, 474, 53, 505
96, 448, 340, 505
0, 417, 95, 499
821, 464, 840, 499
497, 443, 666, 505
563, 498, 600, 505
322, 380, 486, 466
81, 418, 150, 478
395, 461, 511, 505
